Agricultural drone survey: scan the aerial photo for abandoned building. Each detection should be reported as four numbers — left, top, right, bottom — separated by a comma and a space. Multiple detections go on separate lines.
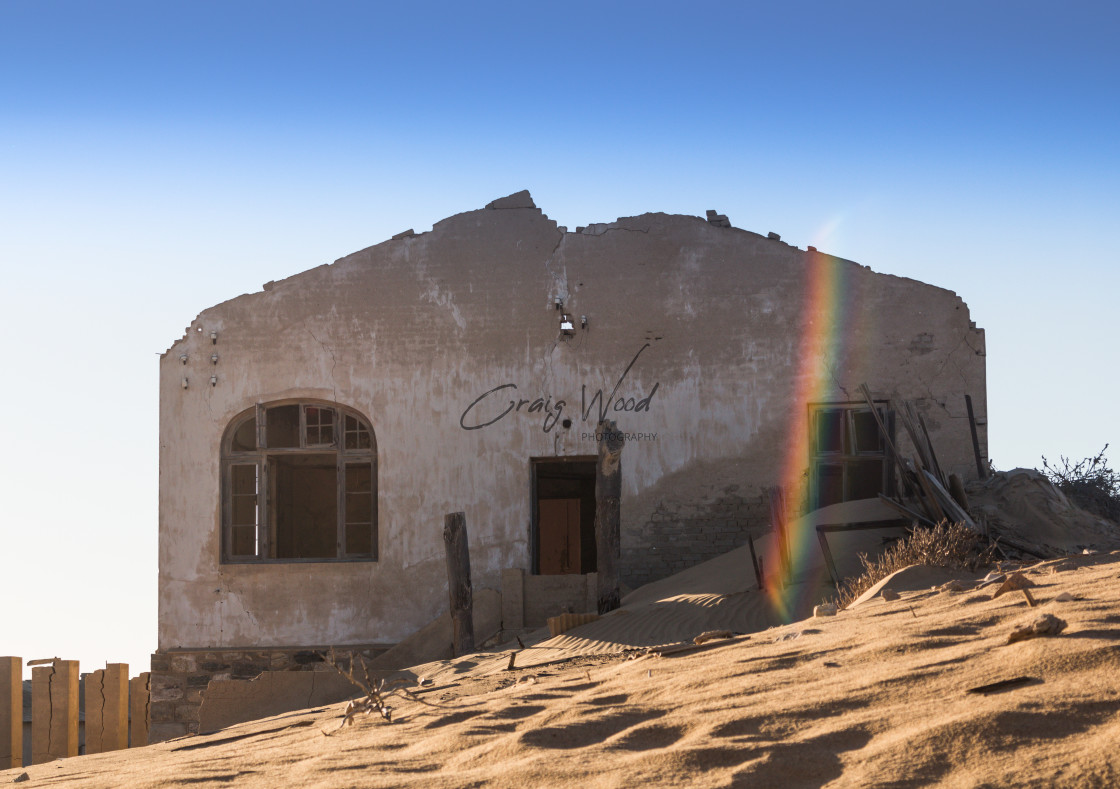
152, 191, 987, 739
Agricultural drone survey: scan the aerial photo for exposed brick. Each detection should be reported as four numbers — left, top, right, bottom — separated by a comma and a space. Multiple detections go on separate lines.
231, 662, 266, 680
170, 654, 198, 673
150, 702, 179, 723
150, 685, 184, 703
149, 722, 188, 743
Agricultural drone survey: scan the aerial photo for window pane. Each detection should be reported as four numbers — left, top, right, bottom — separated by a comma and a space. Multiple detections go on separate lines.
815, 462, 844, 509
345, 463, 372, 494
346, 494, 372, 525
815, 410, 845, 454
266, 405, 300, 448
344, 414, 372, 450
231, 525, 255, 557
851, 410, 883, 454
230, 464, 258, 556
232, 417, 257, 451
269, 454, 338, 559
232, 495, 257, 526
345, 463, 373, 556
846, 459, 884, 500
231, 464, 257, 494
305, 406, 335, 446
346, 523, 373, 556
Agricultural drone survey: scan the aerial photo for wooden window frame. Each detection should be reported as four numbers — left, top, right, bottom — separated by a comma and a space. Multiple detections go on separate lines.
808, 401, 894, 510
221, 400, 378, 564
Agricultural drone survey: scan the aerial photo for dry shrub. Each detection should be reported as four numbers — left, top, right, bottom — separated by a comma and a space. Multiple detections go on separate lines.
1041, 445, 1120, 524
833, 521, 995, 609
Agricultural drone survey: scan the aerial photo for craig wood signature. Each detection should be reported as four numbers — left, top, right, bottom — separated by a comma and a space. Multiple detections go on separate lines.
459, 344, 659, 433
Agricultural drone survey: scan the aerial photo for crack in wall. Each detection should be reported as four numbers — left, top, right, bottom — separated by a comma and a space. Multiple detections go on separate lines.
97, 670, 107, 751
45, 664, 55, 757
827, 364, 851, 400
927, 331, 983, 416
306, 328, 339, 403
142, 675, 151, 738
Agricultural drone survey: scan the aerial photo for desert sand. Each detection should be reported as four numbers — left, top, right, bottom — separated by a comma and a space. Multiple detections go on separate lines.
7, 540, 1120, 788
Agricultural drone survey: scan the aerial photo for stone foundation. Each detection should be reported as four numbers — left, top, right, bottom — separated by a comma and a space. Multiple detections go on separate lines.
148, 645, 388, 742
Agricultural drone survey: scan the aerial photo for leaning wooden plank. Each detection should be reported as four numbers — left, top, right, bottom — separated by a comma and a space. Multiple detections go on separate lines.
915, 462, 948, 523
902, 458, 943, 524
916, 411, 948, 489
858, 384, 919, 501
965, 394, 987, 479
817, 520, 912, 534
747, 533, 763, 590
921, 470, 980, 532
768, 487, 790, 585
898, 402, 934, 475
991, 533, 1050, 560
816, 528, 840, 587
877, 494, 937, 529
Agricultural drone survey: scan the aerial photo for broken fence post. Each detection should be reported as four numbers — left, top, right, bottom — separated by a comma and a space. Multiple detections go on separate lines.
595, 420, 625, 614
83, 663, 128, 754
31, 659, 79, 764
443, 512, 475, 657
130, 672, 151, 747
84, 668, 105, 754
103, 663, 130, 752
0, 657, 20, 769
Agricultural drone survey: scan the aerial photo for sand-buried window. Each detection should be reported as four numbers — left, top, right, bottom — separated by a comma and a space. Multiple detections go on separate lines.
221, 401, 377, 562
810, 403, 892, 509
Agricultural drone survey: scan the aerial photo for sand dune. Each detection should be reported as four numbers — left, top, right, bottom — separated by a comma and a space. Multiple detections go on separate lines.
8, 548, 1120, 787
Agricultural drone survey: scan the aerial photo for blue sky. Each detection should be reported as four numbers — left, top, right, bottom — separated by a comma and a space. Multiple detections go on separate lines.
1, 1, 1117, 677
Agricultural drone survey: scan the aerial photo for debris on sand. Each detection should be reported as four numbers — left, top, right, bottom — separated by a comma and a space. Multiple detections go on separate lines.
991, 572, 1038, 606
693, 630, 734, 645
1007, 613, 1067, 644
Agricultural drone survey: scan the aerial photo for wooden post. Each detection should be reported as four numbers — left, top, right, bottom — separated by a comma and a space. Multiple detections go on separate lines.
31, 659, 79, 764
102, 664, 129, 752
595, 420, 625, 614
85, 666, 129, 753
84, 668, 105, 754
768, 487, 791, 585
129, 672, 150, 747
746, 535, 763, 591
0, 657, 20, 769
965, 394, 987, 479
443, 512, 475, 657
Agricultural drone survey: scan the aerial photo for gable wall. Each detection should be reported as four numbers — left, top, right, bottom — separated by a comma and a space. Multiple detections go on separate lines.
158, 200, 986, 650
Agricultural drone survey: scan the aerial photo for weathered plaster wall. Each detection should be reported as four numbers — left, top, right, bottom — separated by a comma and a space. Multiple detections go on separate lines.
158, 191, 986, 651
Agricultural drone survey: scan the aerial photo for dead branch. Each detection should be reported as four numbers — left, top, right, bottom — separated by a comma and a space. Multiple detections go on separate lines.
321, 648, 443, 734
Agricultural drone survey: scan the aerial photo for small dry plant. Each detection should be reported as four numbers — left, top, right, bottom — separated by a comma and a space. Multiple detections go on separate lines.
832, 521, 995, 609
322, 648, 438, 733
1041, 444, 1120, 523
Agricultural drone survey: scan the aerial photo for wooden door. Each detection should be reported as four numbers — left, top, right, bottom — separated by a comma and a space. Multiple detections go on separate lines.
538, 498, 581, 574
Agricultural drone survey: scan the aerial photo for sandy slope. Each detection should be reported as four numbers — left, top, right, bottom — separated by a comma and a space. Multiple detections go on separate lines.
7, 550, 1120, 788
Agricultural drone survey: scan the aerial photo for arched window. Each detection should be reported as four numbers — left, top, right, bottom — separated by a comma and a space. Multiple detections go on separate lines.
222, 401, 377, 562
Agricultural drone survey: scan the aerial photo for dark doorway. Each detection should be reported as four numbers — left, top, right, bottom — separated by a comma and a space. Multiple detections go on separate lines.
531, 458, 597, 575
